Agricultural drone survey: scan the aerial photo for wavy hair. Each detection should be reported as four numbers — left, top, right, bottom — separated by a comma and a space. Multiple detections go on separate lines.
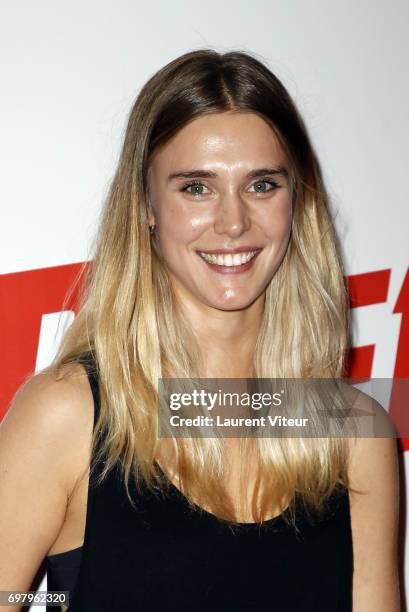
47, 48, 353, 527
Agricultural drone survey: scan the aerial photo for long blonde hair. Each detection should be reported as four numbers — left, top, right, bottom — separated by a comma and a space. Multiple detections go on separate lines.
47, 49, 353, 526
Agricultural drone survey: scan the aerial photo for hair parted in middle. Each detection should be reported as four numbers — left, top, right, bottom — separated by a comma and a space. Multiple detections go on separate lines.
48, 48, 356, 527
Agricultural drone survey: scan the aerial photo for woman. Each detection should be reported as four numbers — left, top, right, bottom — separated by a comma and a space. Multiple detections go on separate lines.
0, 49, 400, 611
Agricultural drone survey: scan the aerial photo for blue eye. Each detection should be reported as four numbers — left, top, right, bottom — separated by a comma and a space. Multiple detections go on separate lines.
250, 179, 279, 193
180, 178, 280, 197
180, 181, 209, 196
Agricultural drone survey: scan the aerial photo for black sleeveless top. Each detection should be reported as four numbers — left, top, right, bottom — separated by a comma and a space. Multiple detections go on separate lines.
46, 354, 353, 611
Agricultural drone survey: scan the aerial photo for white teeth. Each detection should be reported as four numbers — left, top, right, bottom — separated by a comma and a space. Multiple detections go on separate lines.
232, 253, 242, 265
198, 250, 259, 267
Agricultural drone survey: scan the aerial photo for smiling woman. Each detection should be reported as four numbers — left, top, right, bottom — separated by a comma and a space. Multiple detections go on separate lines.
147, 112, 293, 310
147, 112, 293, 314
0, 48, 400, 612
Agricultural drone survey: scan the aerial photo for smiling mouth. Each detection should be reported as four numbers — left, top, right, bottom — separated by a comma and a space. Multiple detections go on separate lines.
197, 250, 260, 266
195, 248, 262, 274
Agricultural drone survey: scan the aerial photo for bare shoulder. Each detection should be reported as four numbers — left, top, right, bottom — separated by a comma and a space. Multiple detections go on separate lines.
0, 362, 95, 592
345, 388, 401, 611
346, 387, 399, 490
2, 361, 95, 496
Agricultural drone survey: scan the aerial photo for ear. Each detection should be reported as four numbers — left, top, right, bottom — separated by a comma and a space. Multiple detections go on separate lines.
146, 168, 156, 226
147, 204, 156, 227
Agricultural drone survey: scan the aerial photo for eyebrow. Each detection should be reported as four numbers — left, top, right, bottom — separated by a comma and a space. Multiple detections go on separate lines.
167, 166, 289, 182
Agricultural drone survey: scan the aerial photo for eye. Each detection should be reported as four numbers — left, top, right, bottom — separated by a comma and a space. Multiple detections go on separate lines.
179, 178, 280, 197
180, 181, 210, 196
249, 179, 280, 194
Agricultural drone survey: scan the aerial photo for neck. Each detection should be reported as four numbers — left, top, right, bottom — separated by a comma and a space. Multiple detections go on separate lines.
174, 289, 265, 378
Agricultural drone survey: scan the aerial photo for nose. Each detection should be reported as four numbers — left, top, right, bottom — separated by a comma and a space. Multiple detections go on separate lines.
213, 191, 251, 238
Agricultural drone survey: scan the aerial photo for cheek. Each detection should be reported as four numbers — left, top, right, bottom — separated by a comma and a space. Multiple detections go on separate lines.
260, 197, 293, 241
158, 202, 212, 242
156, 211, 196, 263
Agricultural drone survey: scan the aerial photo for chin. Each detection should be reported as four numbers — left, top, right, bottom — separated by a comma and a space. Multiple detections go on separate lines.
206, 295, 258, 312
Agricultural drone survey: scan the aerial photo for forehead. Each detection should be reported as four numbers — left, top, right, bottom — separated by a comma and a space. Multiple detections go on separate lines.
149, 111, 287, 173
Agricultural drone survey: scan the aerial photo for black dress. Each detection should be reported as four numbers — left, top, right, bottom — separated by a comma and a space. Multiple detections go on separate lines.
46, 353, 353, 611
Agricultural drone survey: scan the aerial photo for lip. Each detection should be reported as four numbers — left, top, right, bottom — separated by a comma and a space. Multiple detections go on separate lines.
196, 246, 262, 255
196, 248, 262, 275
